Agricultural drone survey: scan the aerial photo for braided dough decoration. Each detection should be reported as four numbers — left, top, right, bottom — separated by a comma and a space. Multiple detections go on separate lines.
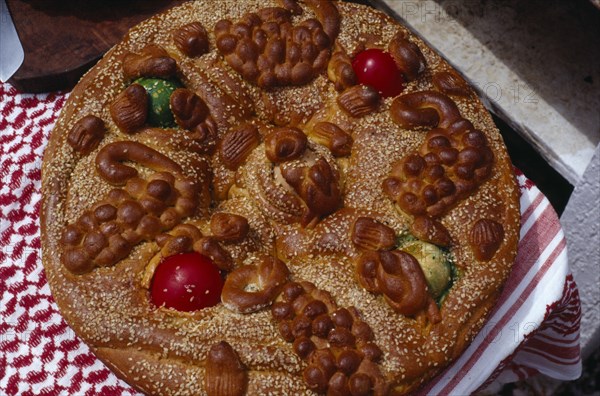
383, 117, 495, 218
355, 250, 441, 323
214, 0, 339, 88
350, 216, 440, 321
41, 0, 521, 395
272, 280, 387, 395
62, 141, 201, 274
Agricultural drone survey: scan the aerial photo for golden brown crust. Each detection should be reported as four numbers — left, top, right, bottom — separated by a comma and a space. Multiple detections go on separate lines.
41, 1, 520, 395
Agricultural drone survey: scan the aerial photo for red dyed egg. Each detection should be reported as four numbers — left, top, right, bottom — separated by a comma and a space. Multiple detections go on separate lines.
352, 48, 404, 98
151, 252, 223, 311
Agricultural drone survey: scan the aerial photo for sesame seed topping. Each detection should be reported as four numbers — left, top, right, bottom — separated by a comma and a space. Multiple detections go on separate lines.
40, 0, 520, 394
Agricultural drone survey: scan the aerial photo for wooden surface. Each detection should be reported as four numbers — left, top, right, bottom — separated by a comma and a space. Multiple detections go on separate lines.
6, 0, 187, 93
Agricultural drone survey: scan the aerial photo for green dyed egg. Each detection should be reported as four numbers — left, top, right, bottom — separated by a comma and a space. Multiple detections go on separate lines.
135, 77, 182, 128
401, 241, 452, 299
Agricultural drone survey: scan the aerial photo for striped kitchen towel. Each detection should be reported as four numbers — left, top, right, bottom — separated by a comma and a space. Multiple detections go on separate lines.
0, 82, 581, 395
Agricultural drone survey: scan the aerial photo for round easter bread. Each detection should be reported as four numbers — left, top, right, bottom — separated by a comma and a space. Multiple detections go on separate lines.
41, 0, 520, 394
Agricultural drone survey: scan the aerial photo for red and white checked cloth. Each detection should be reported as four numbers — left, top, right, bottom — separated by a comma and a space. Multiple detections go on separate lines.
0, 82, 582, 395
